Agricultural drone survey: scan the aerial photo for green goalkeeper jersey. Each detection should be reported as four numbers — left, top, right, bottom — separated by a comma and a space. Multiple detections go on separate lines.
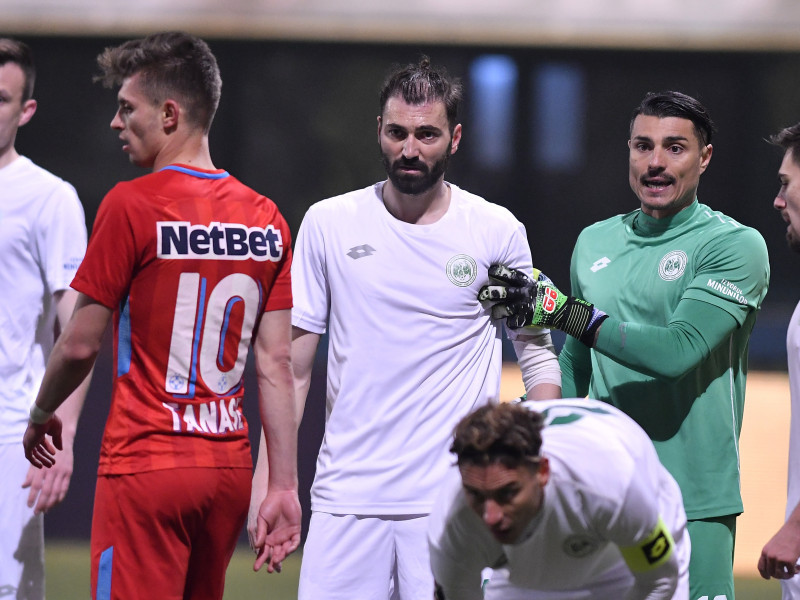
559, 199, 770, 519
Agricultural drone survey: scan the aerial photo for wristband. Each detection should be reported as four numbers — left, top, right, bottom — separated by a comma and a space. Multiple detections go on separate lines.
29, 403, 54, 425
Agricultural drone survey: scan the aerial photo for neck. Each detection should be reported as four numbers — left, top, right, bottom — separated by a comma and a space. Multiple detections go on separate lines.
382, 179, 450, 225
0, 146, 19, 170
152, 132, 214, 172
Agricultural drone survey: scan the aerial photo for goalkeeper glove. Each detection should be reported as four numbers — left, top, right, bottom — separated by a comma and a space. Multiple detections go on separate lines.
478, 264, 608, 347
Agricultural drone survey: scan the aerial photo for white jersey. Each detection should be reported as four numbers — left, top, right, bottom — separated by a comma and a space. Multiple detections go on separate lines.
292, 181, 560, 515
428, 398, 690, 600
0, 156, 86, 443
784, 300, 800, 600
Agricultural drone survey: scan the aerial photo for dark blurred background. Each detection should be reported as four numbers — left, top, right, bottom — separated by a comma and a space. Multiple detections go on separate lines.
5, 1, 800, 543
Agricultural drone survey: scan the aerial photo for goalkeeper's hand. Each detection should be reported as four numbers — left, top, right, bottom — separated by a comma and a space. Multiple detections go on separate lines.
478, 264, 608, 347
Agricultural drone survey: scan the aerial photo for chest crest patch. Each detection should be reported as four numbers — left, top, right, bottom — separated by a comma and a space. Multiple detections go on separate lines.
563, 534, 600, 558
658, 250, 688, 281
446, 254, 478, 287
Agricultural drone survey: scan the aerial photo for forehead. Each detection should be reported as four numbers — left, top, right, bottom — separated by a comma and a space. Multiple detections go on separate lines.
779, 149, 800, 179
382, 95, 449, 129
459, 462, 530, 491
0, 61, 26, 98
117, 72, 149, 103
631, 114, 698, 142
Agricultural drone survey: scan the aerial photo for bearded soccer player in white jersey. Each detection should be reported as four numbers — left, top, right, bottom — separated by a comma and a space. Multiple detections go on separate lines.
0, 37, 91, 599
480, 90, 770, 600
759, 123, 800, 597
429, 399, 689, 600
250, 56, 562, 599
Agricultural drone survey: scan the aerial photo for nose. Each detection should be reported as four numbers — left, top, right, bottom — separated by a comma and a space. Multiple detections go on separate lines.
402, 136, 420, 159
775, 192, 786, 211
110, 110, 123, 131
482, 500, 503, 527
648, 147, 666, 170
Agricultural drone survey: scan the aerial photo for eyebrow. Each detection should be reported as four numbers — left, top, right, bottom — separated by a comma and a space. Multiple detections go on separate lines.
632, 135, 690, 143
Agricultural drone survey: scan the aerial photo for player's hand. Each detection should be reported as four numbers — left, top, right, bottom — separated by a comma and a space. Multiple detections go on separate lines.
22, 437, 74, 514
478, 264, 608, 347
253, 489, 301, 573
758, 523, 800, 580
22, 415, 63, 469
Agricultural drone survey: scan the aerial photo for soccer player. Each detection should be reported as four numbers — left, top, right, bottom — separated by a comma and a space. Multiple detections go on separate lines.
21, 32, 300, 600
0, 37, 91, 599
758, 122, 800, 596
250, 57, 562, 599
429, 399, 690, 600
480, 90, 770, 599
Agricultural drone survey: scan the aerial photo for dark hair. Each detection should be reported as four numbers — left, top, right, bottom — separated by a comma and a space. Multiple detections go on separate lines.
379, 56, 463, 133
451, 403, 544, 469
630, 91, 716, 147
0, 38, 35, 102
96, 31, 221, 133
770, 123, 800, 168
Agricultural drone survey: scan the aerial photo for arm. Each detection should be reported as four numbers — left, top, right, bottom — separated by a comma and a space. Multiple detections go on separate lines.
23, 293, 110, 469
511, 331, 561, 400
481, 265, 739, 381
22, 289, 95, 513
250, 310, 303, 573
558, 336, 591, 398
758, 501, 800, 580
248, 326, 319, 550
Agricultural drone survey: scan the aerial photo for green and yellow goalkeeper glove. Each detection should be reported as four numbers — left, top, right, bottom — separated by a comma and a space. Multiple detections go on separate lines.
478, 264, 608, 347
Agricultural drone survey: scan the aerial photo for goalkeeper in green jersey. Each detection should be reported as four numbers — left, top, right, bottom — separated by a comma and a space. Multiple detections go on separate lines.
480, 90, 770, 600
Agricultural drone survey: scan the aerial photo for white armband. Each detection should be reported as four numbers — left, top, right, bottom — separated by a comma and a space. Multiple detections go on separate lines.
29, 403, 55, 425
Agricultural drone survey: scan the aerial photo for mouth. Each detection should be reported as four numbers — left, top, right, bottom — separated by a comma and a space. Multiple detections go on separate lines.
642, 178, 674, 191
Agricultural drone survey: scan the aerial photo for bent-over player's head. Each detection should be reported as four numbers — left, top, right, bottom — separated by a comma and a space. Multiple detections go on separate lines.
379, 56, 463, 135
630, 91, 715, 149
0, 38, 35, 102
451, 403, 549, 545
96, 31, 222, 134
771, 123, 800, 168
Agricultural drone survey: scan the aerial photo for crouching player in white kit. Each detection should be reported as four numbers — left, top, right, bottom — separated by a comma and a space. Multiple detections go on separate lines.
428, 399, 690, 600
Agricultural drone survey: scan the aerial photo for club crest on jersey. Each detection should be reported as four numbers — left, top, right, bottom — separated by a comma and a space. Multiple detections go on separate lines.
157, 221, 283, 262
563, 534, 599, 558
658, 250, 687, 281
446, 254, 478, 287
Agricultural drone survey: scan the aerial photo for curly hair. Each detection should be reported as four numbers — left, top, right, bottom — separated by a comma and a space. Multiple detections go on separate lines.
770, 123, 800, 168
451, 403, 544, 469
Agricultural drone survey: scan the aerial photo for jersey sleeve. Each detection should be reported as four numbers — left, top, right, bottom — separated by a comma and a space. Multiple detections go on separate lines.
682, 226, 769, 324
37, 181, 87, 294
290, 203, 329, 334
71, 185, 138, 309
263, 209, 293, 313
558, 239, 592, 396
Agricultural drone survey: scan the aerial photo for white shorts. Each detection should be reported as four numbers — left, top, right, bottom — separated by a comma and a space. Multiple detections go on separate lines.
299, 511, 433, 600
783, 575, 800, 600
0, 443, 44, 600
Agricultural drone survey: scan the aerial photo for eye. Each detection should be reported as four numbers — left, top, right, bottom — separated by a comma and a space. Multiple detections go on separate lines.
634, 142, 650, 152
668, 144, 684, 154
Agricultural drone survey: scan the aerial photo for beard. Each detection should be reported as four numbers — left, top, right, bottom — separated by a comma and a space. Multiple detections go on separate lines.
381, 142, 451, 196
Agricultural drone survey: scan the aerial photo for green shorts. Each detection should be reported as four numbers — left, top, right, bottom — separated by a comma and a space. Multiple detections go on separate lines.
687, 515, 737, 600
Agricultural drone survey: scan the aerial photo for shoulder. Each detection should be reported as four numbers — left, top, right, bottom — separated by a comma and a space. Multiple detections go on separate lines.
14, 156, 80, 202
304, 184, 379, 221
578, 211, 634, 238
449, 183, 523, 225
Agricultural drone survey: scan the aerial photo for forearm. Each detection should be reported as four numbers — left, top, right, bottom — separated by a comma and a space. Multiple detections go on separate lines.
512, 330, 561, 399
558, 336, 591, 398
593, 299, 738, 380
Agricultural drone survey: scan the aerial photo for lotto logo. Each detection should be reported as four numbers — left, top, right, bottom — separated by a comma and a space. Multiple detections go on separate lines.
157, 221, 283, 261
542, 287, 558, 313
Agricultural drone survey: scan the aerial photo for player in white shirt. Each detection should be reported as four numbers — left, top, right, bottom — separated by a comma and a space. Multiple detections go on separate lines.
758, 123, 800, 596
0, 38, 90, 599
429, 399, 689, 600
249, 57, 561, 599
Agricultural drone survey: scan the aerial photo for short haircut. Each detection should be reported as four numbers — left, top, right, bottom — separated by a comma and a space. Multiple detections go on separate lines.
451, 403, 544, 470
0, 38, 35, 102
630, 91, 716, 147
379, 56, 463, 133
96, 31, 222, 134
770, 123, 800, 168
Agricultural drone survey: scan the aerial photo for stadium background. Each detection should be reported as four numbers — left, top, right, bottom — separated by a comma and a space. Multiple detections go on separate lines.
4, 1, 799, 596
